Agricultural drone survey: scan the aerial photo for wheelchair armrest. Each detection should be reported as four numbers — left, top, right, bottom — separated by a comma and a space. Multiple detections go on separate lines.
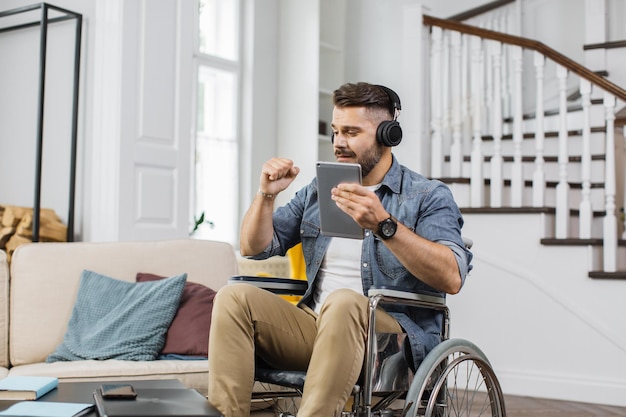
228, 275, 308, 296
368, 286, 446, 307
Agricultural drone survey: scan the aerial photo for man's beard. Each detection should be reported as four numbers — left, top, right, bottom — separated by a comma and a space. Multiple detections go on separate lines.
335, 141, 384, 177
358, 142, 383, 177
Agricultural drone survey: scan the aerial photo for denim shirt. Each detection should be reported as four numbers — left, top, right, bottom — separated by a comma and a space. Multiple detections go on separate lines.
249, 156, 472, 367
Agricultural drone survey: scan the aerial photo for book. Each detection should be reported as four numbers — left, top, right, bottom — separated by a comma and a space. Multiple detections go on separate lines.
0, 376, 59, 400
0, 401, 93, 416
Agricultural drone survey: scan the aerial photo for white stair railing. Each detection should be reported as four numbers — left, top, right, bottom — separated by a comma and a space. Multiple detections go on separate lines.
423, 14, 626, 273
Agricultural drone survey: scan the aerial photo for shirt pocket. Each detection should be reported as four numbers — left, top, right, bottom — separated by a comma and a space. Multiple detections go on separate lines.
300, 220, 320, 262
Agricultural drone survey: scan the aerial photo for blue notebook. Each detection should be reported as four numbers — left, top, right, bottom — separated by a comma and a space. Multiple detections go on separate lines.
0, 401, 92, 417
0, 376, 58, 400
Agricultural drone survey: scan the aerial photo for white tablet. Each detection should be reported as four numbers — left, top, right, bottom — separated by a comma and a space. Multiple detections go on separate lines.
316, 161, 364, 239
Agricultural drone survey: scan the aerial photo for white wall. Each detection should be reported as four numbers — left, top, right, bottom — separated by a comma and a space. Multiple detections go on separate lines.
457, 212, 626, 406
0, 0, 95, 239
240, 0, 280, 218
343, 0, 427, 174
420, 0, 492, 18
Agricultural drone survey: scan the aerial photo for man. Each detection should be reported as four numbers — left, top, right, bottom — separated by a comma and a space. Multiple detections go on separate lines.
208, 82, 471, 417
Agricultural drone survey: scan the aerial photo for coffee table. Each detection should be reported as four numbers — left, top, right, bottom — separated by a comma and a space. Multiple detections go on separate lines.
0, 379, 209, 416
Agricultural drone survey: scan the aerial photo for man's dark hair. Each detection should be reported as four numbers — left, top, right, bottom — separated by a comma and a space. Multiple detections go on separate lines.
333, 82, 394, 118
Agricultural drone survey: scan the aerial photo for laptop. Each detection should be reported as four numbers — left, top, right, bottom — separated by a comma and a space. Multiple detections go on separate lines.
93, 388, 223, 417
316, 161, 364, 239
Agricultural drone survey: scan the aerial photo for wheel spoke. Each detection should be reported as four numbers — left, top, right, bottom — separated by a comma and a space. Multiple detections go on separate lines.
426, 353, 504, 417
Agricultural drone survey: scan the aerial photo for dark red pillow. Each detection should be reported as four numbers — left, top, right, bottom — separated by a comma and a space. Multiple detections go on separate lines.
136, 273, 216, 357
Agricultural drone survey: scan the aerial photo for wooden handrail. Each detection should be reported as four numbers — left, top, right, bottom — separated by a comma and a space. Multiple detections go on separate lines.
423, 14, 626, 102
584, 40, 626, 50
447, 0, 515, 22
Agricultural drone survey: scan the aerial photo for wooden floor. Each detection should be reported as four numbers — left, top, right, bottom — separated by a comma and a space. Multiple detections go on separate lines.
251, 393, 626, 416
504, 394, 626, 417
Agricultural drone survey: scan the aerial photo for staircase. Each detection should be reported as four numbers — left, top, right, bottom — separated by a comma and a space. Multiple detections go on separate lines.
418, 0, 626, 407
422, 6, 626, 278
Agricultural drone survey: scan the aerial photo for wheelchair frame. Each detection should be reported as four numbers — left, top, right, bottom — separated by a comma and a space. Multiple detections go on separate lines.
228, 277, 506, 417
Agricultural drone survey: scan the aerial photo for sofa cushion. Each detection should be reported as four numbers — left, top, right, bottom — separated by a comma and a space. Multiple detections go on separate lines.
137, 273, 216, 357
47, 270, 186, 362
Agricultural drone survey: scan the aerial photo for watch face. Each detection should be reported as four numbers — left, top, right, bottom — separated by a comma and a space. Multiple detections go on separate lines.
380, 218, 397, 238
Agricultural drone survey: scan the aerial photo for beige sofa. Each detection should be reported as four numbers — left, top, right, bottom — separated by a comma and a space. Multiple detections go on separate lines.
0, 239, 241, 395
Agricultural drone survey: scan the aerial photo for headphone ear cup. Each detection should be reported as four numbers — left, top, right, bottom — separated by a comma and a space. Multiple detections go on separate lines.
377, 120, 403, 147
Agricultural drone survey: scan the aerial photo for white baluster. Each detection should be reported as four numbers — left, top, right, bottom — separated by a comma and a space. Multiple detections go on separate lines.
496, 14, 511, 120
510, 45, 524, 207
623, 133, 626, 240
555, 64, 570, 238
470, 35, 484, 207
615, 126, 626, 240
500, 9, 510, 34
578, 79, 593, 238
442, 31, 452, 176
603, 93, 617, 272
483, 35, 493, 138
450, 31, 463, 177
461, 34, 471, 177
430, 26, 443, 178
532, 52, 546, 207
490, 41, 504, 208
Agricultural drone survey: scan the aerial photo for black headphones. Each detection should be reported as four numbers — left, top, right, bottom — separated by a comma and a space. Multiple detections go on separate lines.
376, 85, 403, 147
331, 85, 403, 147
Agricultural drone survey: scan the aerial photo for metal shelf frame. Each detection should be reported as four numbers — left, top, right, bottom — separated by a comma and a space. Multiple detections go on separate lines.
0, 2, 82, 241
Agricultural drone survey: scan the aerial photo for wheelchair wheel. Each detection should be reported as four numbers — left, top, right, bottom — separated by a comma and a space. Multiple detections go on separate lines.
403, 339, 506, 417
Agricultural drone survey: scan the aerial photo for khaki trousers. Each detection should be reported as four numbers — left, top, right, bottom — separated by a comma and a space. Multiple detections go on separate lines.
208, 284, 402, 417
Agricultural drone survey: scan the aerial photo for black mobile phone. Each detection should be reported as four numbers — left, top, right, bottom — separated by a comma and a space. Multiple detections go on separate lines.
100, 383, 137, 399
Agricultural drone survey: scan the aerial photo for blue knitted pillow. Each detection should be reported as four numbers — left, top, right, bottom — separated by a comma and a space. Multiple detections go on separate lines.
47, 270, 187, 362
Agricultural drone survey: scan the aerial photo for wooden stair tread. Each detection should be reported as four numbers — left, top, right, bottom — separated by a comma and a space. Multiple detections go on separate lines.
444, 154, 606, 163
540, 238, 626, 246
588, 271, 626, 280
460, 206, 554, 214
460, 206, 607, 217
440, 177, 606, 190
482, 126, 606, 141
503, 98, 604, 122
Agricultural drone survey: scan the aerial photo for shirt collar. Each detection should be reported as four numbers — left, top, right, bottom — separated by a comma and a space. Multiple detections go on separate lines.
379, 154, 402, 194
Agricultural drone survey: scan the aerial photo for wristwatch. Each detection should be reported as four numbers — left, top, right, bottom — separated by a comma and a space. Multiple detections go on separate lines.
376, 216, 397, 240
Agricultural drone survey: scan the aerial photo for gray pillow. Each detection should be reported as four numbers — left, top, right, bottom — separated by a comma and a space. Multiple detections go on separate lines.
47, 270, 187, 362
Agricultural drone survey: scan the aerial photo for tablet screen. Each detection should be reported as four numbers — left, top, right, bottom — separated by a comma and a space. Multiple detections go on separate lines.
316, 161, 363, 239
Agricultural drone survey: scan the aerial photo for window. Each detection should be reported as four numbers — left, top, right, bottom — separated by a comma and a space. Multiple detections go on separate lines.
193, 0, 240, 244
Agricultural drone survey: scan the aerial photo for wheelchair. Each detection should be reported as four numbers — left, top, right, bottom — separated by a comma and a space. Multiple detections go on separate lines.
229, 250, 506, 417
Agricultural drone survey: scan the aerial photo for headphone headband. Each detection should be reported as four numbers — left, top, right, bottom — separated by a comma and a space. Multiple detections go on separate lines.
375, 85, 402, 117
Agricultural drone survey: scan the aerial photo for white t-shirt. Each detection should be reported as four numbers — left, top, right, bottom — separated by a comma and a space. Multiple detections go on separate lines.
312, 237, 363, 314
312, 183, 381, 314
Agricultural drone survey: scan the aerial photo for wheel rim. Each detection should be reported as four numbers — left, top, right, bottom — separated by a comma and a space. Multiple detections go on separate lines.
425, 352, 505, 417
